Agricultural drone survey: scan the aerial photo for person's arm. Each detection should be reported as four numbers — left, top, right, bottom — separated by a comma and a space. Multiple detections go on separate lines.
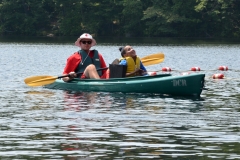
62, 53, 80, 82
140, 61, 147, 72
140, 61, 148, 75
98, 53, 107, 75
126, 69, 144, 76
62, 72, 77, 82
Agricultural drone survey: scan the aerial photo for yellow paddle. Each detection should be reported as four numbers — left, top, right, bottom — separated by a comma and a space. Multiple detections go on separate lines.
141, 53, 164, 60
24, 67, 109, 87
26, 76, 60, 87
24, 75, 53, 84
141, 53, 164, 66
24, 53, 165, 87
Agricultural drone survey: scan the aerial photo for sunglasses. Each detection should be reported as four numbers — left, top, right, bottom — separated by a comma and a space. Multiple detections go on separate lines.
81, 41, 92, 44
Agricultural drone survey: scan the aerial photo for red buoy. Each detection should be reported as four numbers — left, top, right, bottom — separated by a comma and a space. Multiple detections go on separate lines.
191, 67, 201, 71
212, 73, 224, 79
218, 66, 228, 71
148, 72, 157, 76
162, 67, 172, 72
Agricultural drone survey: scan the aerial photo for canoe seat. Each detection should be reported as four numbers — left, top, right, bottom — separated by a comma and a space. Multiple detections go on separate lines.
109, 64, 127, 78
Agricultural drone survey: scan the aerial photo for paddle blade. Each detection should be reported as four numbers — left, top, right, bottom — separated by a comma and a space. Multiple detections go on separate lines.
141, 57, 164, 66
141, 53, 164, 60
24, 75, 52, 84
26, 76, 58, 87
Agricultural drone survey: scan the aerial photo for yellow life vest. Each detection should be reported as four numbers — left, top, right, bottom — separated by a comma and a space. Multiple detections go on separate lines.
119, 56, 141, 76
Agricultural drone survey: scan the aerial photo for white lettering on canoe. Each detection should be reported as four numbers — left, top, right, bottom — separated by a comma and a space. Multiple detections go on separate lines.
172, 79, 187, 86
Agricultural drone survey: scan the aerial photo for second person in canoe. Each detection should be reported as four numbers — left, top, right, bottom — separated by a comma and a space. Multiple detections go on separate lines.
119, 45, 148, 77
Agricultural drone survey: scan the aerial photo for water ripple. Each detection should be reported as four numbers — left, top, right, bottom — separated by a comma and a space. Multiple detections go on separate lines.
0, 43, 240, 159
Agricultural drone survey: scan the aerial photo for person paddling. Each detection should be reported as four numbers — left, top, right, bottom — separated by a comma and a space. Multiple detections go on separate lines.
119, 45, 148, 77
62, 33, 108, 82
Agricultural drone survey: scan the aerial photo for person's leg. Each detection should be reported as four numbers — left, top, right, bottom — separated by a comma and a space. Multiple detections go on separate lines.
111, 58, 120, 64
101, 69, 110, 79
83, 64, 100, 79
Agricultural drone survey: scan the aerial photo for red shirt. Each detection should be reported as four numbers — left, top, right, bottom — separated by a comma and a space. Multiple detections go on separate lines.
63, 51, 108, 79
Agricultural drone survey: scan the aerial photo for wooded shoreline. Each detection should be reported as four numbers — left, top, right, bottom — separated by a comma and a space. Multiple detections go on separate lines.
0, 0, 240, 38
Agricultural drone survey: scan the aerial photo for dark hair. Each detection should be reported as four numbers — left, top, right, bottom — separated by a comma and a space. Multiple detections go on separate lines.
119, 46, 126, 57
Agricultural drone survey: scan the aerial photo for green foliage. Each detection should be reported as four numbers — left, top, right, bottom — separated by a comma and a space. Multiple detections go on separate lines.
0, 0, 239, 38
120, 0, 145, 37
0, 0, 51, 36
53, 0, 122, 36
142, 0, 200, 37
195, 0, 240, 37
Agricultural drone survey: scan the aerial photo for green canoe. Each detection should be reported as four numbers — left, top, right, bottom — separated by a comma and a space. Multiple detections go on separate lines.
45, 73, 205, 96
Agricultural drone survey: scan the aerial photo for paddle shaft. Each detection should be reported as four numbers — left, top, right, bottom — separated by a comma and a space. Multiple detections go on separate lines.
58, 67, 109, 79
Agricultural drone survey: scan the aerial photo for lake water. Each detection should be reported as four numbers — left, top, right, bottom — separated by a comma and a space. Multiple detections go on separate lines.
0, 37, 240, 159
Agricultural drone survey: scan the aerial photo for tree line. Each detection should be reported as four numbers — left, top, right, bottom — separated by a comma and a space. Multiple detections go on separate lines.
0, 0, 240, 38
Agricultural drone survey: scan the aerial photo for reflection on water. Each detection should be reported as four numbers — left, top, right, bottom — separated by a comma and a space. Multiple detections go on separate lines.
0, 41, 240, 159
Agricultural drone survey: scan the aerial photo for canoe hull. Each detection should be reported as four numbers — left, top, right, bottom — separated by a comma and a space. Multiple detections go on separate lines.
45, 74, 205, 97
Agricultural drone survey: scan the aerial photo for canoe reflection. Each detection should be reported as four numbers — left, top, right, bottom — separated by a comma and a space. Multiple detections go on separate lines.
63, 92, 96, 111
62, 91, 180, 111
62, 91, 141, 111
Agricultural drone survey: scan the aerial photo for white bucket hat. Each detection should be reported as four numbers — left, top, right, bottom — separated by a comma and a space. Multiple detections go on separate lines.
75, 33, 97, 47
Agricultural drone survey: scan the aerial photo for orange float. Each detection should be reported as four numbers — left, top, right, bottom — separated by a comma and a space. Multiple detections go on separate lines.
162, 67, 172, 72
191, 67, 201, 71
218, 66, 228, 71
148, 72, 157, 76
212, 73, 224, 79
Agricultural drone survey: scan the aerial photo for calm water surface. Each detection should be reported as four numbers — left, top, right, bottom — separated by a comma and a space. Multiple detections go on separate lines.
0, 38, 240, 159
